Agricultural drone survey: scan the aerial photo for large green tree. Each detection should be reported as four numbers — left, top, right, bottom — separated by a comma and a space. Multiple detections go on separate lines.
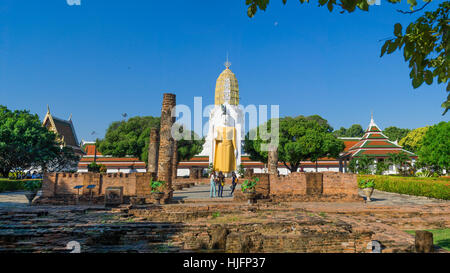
398, 126, 430, 152
383, 126, 411, 142
244, 115, 345, 172
333, 124, 364, 137
417, 121, 449, 171
245, 0, 449, 114
0, 105, 70, 177
97, 116, 205, 163
97, 116, 160, 160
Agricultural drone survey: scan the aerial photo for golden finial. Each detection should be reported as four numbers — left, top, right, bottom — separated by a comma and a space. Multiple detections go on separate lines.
224, 52, 231, 69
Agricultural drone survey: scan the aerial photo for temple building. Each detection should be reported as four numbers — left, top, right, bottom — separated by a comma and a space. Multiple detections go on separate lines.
340, 115, 417, 174
42, 106, 84, 156
176, 62, 417, 176
77, 141, 146, 173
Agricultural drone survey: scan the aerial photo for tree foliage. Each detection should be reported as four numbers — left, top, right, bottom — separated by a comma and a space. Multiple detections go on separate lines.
173, 124, 206, 162
388, 152, 411, 174
245, 1, 449, 114
333, 124, 364, 137
383, 126, 411, 142
417, 121, 449, 171
97, 116, 160, 161
398, 126, 430, 152
0, 105, 76, 177
97, 116, 205, 164
244, 115, 344, 172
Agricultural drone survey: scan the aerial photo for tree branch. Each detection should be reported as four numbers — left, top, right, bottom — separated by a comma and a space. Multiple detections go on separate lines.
397, 1, 431, 15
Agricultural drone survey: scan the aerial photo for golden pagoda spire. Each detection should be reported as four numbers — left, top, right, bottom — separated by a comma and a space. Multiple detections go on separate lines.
215, 56, 239, 105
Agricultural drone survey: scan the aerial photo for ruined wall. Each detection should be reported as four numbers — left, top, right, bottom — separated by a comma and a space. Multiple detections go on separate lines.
101, 173, 136, 196
42, 173, 85, 197
42, 173, 147, 198
269, 172, 359, 201
322, 172, 358, 197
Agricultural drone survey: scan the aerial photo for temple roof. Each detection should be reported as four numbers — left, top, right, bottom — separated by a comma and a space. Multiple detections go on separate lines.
344, 115, 416, 158
42, 106, 82, 154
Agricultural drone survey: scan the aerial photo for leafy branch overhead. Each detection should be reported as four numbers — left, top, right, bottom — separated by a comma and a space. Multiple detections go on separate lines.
245, 0, 449, 114
381, 2, 449, 114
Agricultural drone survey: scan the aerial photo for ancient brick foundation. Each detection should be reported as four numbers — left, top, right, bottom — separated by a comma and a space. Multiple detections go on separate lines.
235, 172, 360, 202
38, 172, 171, 205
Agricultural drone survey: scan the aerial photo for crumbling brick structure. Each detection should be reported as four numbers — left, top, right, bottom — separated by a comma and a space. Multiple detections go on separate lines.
157, 93, 176, 197
147, 128, 159, 173
39, 172, 171, 205
235, 172, 360, 202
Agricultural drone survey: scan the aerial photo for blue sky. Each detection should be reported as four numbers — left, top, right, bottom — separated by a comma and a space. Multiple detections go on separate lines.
0, 0, 447, 141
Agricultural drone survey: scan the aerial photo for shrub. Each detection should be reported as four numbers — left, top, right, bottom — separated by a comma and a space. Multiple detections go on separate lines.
0, 179, 42, 193
358, 179, 375, 189
357, 175, 450, 200
241, 177, 259, 193
150, 178, 166, 193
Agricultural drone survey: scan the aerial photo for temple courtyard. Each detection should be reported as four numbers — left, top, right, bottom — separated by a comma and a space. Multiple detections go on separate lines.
0, 185, 448, 253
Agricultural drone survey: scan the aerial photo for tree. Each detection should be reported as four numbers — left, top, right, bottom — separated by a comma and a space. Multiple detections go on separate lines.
383, 126, 411, 142
245, 1, 449, 114
0, 105, 60, 177
333, 124, 364, 137
244, 115, 345, 172
375, 160, 389, 175
417, 121, 449, 172
97, 116, 205, 164
357, 155, 375, 174
97, 116, 160, 161
347, 155, 375, 174
388, 152, 411, 175
399, 126, 430, 152
173, 125, 205, 162
42, 146, 80, 173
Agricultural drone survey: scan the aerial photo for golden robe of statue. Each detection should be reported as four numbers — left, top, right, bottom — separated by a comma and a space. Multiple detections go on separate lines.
213, 126, 237, 173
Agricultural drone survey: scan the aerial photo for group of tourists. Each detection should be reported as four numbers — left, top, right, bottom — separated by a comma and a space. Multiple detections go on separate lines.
209, 171, 238, 198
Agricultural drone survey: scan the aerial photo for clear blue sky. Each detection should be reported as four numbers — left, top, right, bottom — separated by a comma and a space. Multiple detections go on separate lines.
0, 0, 447, 141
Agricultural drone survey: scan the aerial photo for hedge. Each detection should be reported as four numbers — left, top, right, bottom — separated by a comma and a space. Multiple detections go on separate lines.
357, 175, 450, 200
0, 179, 43, 193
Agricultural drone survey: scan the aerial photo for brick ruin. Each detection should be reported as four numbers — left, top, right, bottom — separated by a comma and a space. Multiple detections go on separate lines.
156, 93, 176, 198
234, 172, 360, 202
147, 128, 159, 173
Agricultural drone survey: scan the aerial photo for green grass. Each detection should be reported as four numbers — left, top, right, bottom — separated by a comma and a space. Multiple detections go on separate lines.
0, 179, 43, 193
358, 175, 450, 200
405, 229, 450, 251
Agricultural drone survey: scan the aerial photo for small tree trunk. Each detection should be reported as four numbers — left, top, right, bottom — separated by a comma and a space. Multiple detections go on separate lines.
0, 168, 10, 178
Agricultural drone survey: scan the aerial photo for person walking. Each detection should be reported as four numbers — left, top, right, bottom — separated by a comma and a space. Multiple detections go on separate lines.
209, 172, 217, 198
217, 171, 224, 198
230, 172, 238, 196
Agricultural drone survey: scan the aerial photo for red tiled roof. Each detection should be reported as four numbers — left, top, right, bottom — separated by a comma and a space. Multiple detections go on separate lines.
80, 157, 141, 162
82, 144, 102, 156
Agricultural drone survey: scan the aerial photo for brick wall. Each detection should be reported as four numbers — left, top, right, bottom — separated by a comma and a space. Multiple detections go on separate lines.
42, 173, 85, 197
41, 172, 151, 198
101, 173, 137, 196
322, 172, 358, 196
269, 172, 307, 195
268, 172, 359, 201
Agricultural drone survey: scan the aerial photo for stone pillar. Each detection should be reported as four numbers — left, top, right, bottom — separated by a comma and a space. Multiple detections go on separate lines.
157, 93, 176, 191
415, 231, 434, 253
147, 128, 159, 173
268, 145, 278, 176
172, 140, 178, 180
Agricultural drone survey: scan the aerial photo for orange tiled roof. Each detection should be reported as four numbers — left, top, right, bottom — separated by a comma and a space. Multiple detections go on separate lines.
82, 143, 102, 156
